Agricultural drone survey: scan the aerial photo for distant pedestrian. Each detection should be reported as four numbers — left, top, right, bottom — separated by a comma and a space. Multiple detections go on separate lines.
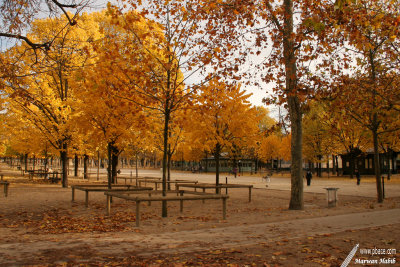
233, 167, 238, 178
306, 171, 312, 186
355, 170, 361, 185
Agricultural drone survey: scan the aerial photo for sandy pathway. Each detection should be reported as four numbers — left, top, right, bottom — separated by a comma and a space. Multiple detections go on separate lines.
1, 208, 399, 265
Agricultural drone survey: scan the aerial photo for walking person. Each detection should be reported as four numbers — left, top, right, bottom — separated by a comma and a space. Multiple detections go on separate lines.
306, 170, 312, 186
233, 167, 238, 178
355, 169, 361, 185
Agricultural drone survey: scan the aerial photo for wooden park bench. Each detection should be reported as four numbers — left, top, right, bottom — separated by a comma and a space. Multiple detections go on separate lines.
116, 176, 161, 186
176, 183, 254, 202
104, 190, 229, 227
27, 170, 62, 183
138, 179, 198, 190
70, 184, 153, 207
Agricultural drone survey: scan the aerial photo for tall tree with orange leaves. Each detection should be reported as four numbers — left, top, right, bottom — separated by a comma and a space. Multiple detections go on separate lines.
189, 79, 259, 189
326, 0, 400, 202
105, 1, 243, 216
1, 12, 103, 187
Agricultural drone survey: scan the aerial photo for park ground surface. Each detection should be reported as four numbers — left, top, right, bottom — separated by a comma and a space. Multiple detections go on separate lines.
0, 164, 399, 266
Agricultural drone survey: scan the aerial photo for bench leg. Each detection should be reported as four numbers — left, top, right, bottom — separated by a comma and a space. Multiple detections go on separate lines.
106, 195, 111, 216
136, 201, 141, 227
222, 198, 226, 220
148, 193, 151, 206
4, 184, 8, 197
202, 188, 206, 203
85, 191, 89, 207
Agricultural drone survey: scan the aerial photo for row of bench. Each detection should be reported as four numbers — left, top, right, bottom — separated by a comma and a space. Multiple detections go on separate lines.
70, 182, 251, 226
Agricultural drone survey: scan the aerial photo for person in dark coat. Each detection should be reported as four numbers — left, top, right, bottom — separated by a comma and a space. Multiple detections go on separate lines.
355, 170, 361, 185
306, 171, 312, 186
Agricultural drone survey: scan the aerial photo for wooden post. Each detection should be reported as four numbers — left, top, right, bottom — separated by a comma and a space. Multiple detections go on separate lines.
3, 183, 8, 197
71, 187, 75, 202
180, 199, 183, 212
148, 193, 151, 206
85, 190, 89, 207
225, 177, 228, 194
222, 198, 226, 220
106, 195, 111, 216
136, 200, 141, 227
180, 191, 184, 212
202, 188, 206, 203
248, 187, 252, 202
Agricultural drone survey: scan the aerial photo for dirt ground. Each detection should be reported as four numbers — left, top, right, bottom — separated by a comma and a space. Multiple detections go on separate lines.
0, 170, 399, 266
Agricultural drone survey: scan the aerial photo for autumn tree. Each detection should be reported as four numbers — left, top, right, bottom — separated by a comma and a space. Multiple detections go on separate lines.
302, 101, 338, 177
74, 11, 149, 187
322, 99, 370, 177
326, 0, 400, 202
106, 0, 243, 217
188, 79, 259, 190
249, 0, 337, 209
0, 109, 57, 172
1, 12, 102, 187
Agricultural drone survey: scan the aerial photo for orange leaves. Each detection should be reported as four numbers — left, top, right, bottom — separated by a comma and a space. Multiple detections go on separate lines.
189, 79, 259, 155
3, 209, 139, 234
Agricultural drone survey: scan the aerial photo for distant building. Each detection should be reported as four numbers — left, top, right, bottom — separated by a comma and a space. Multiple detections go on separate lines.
200, 156, 256, 173
341, 150, 398, 175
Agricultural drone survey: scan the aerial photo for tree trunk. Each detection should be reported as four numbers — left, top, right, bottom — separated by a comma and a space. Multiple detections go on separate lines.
205, 151, 208, 173
83, 154, 89, 179
282, 0, 303, 210
372, 129, 383, 202
288, 98, 304, 210
33, 155, 36, 171
327, 157, 330, 178
215, 143, 221, 194
111, 146, 119, 184
161, 107, 170, 218
349, 151, 355, 178
24, 153, 28, 172
390, 151, 395, 179
97, 151, 100, 181
107, 142, 112, 189
60, 142, 68, 188
135, 152, 139, 178
386, 151, 390, 179
317, 155, 322, 177
167, 153, 172, 191
74, 154, 78, 177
